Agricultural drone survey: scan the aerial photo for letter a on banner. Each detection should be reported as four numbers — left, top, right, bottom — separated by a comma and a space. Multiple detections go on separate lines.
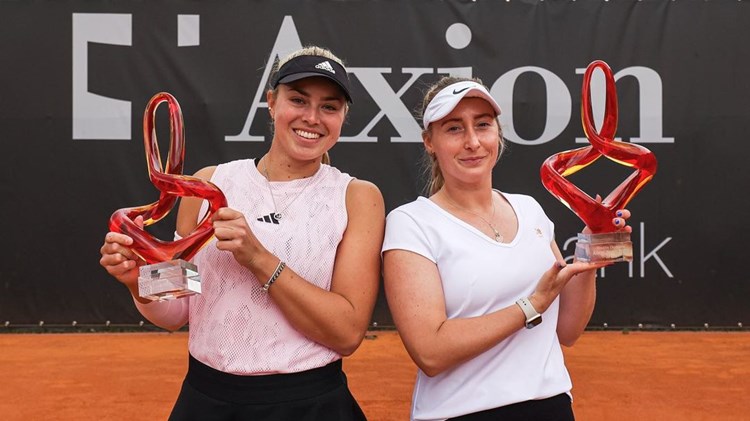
226, 16, 303, 141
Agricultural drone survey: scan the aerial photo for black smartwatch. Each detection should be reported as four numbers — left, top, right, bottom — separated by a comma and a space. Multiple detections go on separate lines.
516, 297, 542, 329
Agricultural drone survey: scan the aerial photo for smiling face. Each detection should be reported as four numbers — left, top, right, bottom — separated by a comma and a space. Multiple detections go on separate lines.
423, 97, 501, 188
267, 76, 347, 163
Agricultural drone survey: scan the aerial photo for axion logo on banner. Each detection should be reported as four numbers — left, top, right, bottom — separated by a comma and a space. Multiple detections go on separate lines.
72, 14, 674, 146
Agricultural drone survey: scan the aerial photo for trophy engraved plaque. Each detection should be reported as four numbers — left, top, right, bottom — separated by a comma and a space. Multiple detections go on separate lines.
541, 61, 657, 262
109, 93, 227, 300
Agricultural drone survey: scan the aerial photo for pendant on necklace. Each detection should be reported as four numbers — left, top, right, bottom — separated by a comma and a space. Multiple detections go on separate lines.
490, 226, 503, 242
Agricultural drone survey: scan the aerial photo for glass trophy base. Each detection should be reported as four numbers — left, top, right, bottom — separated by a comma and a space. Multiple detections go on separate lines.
138, 260, 202, 301
574, 232, 633, 263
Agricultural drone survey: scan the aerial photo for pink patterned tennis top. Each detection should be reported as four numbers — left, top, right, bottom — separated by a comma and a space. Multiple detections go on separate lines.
135, 158, 353, 375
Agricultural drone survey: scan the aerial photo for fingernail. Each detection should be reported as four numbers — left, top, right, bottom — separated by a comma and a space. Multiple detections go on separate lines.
615, 219, 620, 225
616, 211, 622, 217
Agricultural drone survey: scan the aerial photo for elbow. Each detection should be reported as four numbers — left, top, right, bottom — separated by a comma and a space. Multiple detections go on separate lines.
156, 321, 186, 333
399, 337, 455, 377
134, 298, 189, 333
165, 324, 185, 333
418, 363, 447, 378
557, 319, 587, 347
336, 344, 359, 357
140, 312, 187, 332
412, 354, 450, 377
332, 331, 366, 357
559, 337, 578, 348
420, 366, 443, 378
558, 330, 583, 348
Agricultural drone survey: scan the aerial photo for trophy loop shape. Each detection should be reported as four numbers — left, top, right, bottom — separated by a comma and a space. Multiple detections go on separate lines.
109, 92, 227, 300
540, 61, 657, 262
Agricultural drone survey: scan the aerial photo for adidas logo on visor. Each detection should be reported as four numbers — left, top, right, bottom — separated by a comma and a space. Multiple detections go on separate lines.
315, 60, 336, 74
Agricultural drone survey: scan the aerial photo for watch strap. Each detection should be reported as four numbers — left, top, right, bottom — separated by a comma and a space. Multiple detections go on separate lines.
515, 297, 542, 328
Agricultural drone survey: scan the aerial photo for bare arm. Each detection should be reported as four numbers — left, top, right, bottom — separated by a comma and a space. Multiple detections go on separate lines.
207, 179, 385, 356
553, 242, 597, 346
554, 209, 633, 346
384, 248, 604, 377
383, 249, 530, 377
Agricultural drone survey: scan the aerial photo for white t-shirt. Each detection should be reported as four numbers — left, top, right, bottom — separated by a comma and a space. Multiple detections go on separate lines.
382, 192, 571, 421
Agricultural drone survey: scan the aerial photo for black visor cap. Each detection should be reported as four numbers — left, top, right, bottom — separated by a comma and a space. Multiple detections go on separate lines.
270, 55, 353, 103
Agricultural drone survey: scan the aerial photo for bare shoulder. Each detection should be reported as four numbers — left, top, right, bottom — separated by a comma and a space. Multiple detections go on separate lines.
345, 179, 385, 212
346, 179, 383, 201
193, 165, 217, 180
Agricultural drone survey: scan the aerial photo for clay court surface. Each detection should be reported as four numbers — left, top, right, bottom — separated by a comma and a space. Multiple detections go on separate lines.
1, 331, 747, 420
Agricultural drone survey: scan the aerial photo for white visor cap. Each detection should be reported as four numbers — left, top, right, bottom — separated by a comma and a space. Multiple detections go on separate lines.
422, 81, 502, 130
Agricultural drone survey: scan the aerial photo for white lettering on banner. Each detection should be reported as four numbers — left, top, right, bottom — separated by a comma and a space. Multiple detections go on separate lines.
70, 14, 674, 146
638, 221, 673, 277
72, 13, 132, 140
340, 66, 471, 142
340, 68, 431, 143
574, 67, 674, 144
561, 222, 673, 278
491, 67, 572, 146
437, 67, 474, 79
226, 16, 302, 141
177, 15, 200, 47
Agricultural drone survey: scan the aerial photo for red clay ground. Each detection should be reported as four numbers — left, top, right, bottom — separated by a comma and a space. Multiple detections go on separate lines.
1, 331, 748, 420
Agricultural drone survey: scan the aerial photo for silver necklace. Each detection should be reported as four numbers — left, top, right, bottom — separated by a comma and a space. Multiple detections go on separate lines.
444, 193, 503, 242
261, 156, 315, 221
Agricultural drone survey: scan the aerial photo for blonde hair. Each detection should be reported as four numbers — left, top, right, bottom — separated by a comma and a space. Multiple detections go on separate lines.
273, 46, 346, 72
420, 76, 505, 195
269, 46, 349, 165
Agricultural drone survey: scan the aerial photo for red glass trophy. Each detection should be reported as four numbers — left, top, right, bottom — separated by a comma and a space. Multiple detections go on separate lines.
541, 61, 657, 262
109, 93, 227, 300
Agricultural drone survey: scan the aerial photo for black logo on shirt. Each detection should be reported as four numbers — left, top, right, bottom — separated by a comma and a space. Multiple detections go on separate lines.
256, 213, 280, 225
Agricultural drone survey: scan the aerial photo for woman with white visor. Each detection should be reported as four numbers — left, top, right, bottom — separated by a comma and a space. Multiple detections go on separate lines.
382, 77, 631, 421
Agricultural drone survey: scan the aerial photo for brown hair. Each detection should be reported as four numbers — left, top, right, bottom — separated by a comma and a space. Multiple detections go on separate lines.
268, 46, 349, 165
420, 76, 505, 195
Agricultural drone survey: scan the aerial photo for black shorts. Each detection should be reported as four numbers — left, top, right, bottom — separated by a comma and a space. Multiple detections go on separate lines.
168, 354, 367, 421
448, 393, 574, 421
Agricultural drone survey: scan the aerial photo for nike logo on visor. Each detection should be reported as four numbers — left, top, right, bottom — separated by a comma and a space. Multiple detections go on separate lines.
453, 87, 470, 95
